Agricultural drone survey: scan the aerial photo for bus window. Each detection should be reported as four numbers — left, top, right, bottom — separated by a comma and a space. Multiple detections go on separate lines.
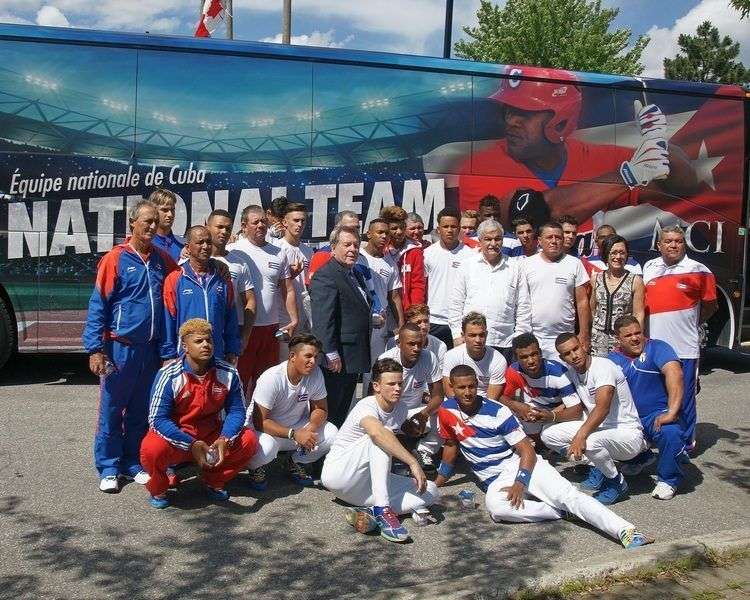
135, 51, 313, 169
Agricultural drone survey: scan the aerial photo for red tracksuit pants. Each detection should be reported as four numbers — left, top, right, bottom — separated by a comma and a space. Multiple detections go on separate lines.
140, 428, 258, 496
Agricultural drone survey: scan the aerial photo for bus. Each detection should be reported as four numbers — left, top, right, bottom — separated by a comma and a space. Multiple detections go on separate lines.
0, 23, 747, 369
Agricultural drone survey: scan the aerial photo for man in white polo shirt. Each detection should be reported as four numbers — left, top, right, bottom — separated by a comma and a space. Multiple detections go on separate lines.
276, 202, 314, 357
379, 323, 443, 470
543, 333, 647, 506
246, 333, 337, 490
423, 206, 474, 350
643, 225, 717, 452
207, 209, 256, 353
442, 312, 507, 402
359, 218, 404, 392
228, 205, 299, 396
449, 218, 530, 364
519, 222, 590, 359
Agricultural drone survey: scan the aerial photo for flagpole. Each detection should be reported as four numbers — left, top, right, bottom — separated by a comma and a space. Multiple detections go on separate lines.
226, 0, 233, 39
282, 0, 292, 44
443, 0, 454, 58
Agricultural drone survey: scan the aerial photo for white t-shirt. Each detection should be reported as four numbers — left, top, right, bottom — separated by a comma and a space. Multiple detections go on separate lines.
568, 356, 642, 430
227, 237, 291, 326
213, 253, 255, 325
442, 344, 507, 397
278, 238, 314, 324
423, 242, 474, 325
358, 248, 401, 319
520, 253, 589, 339
252, 362, 327, 428
386, 333, 447, 368
379, 346, 442, 409
329, 395, 407, 457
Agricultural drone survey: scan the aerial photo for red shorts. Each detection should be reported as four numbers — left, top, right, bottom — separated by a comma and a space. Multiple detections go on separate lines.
140, 427, 258, 496
237, 323, 279, 392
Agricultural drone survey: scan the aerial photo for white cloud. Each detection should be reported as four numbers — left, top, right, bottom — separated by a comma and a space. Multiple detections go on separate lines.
36, 5, 69, 27
0, 12, 32, 24
641, 0, 750, 78
239, 0, 483, 55
261, 29, 354, 48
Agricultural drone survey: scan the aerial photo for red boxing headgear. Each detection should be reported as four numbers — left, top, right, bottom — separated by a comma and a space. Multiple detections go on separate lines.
491, 65, 582, 143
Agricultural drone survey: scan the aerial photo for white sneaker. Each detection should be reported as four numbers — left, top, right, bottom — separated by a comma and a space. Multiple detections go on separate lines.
651, 481, 676, 500
132, 471, 150, 485
99, 475, 120, 493
411, 508, 437, 527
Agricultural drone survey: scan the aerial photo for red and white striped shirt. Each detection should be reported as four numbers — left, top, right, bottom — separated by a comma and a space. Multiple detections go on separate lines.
643, 256, 716, 359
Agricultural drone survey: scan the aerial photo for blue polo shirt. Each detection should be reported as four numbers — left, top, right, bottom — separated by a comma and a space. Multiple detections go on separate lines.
609, 338, 680, 418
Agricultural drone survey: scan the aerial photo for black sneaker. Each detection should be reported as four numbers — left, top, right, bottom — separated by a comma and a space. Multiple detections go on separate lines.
416, 450, 437, 472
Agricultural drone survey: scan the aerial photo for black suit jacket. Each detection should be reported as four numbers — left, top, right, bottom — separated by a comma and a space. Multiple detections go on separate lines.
310, 258, 372, 374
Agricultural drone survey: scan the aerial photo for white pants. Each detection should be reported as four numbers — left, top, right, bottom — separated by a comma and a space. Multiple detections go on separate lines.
541, 421, 647, 479
362, 329, 390, 394
248, 420, 338, 469
321, 434, 439, 514
485, 454, 632, 541
406, 407, 441, 455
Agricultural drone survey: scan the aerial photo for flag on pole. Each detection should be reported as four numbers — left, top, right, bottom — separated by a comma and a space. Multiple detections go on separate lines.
195, 0, 225, 38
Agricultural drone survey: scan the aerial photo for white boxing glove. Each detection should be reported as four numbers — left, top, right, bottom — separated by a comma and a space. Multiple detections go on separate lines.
620, 137, 670, 189
634, 100, 668, 140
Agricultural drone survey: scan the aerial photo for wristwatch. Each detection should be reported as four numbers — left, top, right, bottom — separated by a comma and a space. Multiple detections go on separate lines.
287, 428, 295, 440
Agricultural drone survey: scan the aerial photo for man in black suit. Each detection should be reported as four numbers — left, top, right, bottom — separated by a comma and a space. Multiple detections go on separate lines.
310, 225, 373, 428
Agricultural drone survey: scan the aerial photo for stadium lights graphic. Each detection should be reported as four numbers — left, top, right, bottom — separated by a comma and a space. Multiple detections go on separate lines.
24, 74, 58, 91
361, 98, 390, 110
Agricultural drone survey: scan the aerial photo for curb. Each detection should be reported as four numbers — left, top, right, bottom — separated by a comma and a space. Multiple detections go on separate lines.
357, 527, 750, 600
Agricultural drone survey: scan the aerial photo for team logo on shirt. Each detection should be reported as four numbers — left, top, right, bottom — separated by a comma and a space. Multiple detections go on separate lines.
212, 384, 225, 395
296, 392, 309, 402
412, 379, 425, 389
268, 261, 281, 269
216, 284, 224, 293
452, 261, 461, 268
182, 289, 193, 295
677, 282, 689, 290
126, 266, 136, 273
378, 268, 390, 277
554, 277, 568, 284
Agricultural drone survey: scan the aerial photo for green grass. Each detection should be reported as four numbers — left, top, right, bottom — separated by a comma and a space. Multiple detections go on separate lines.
509, 546, 750, 600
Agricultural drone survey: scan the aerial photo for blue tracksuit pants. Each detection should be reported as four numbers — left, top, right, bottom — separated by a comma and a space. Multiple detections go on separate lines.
94, 340, 160, 477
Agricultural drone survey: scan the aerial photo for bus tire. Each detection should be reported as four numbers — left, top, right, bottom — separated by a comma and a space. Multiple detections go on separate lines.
0, 295, 15, 370
706, 288, 733, 349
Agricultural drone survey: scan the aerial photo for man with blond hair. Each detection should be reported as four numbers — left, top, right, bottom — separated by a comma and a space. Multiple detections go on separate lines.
141, 318, 258, 508
149, 188, 185, 261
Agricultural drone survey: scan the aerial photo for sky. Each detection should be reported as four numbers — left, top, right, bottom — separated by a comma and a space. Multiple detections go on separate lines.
0, 0, 748, 79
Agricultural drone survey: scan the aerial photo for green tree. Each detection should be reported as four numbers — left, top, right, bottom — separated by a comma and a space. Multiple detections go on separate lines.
454, 0, 649, 76
663, 21, 750, 84
729, 0, 749, 19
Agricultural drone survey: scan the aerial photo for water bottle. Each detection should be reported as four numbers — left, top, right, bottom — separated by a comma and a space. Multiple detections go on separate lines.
458, 489, 477, 510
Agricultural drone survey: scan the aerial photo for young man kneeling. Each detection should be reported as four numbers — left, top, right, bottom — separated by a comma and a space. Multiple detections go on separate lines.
321, 358, 438, 543
140, 319, 258, 508
435, 365, 653, 549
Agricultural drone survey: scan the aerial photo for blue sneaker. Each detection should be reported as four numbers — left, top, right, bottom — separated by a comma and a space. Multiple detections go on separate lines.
580, 466, 605, 491
148, 495, 170, 509
619, 527, 655, 549
206, 486, 230, 502
287, 457, 315, 487
594, 474, 628, 505
247, 466, 268, 491
372, 506, 410, 543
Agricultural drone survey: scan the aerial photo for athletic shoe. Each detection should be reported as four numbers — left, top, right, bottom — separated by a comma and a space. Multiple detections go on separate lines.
579, 466, 605, 491
594, 474, 629, 505
206, 486, 230, 502
619, 527, 655, 549
620, 450, 657, 476
373, 506, 409, 543
678, 450, 691, 465
99, 475, 120, 494
148, 495, 170, 509
651, 481, 676, 500
685, 440, 697, 455
122, 470, 150, 485
345, 507, 378, 534
415, 450, 437, 472
166, 467, 179, 488
247, 466, 268, 491
287, 457, 315, 486
411, 508, 436, 527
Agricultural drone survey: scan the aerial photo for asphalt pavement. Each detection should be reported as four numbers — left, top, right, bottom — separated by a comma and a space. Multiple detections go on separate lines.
1, 349, 748, 600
